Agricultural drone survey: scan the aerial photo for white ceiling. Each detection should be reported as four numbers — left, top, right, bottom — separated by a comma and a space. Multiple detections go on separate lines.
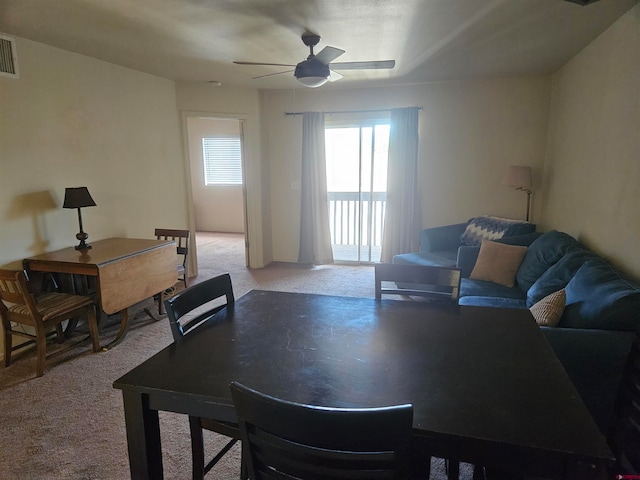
1, 0, 637, 90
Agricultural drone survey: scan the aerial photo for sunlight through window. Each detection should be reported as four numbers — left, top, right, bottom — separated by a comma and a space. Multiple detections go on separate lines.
325, 121, 390, 263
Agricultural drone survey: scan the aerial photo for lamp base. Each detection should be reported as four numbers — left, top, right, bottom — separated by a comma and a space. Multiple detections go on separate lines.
75, 231, 92, 250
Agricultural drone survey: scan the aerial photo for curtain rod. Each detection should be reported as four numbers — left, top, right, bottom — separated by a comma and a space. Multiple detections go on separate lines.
284, 106, 423, 116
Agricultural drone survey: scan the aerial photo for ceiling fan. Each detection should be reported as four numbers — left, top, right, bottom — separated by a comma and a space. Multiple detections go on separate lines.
233, 32, 395, 88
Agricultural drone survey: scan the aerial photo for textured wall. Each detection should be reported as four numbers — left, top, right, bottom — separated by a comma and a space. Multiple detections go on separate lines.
541, 4, 640, 279
0, 37, 187, 269
261, 77, 551, 262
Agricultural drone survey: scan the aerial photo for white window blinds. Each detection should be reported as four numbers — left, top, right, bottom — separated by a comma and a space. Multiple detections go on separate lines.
202, 136, 243, 185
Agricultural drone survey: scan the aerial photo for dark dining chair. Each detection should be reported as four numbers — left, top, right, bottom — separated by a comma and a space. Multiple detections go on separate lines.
375, 263, 462, 478
229, 381, 417, 480
375, 263, 461, 302
164, 273, 242, 479
609, 334, 640, 474
0, 269, 100, 377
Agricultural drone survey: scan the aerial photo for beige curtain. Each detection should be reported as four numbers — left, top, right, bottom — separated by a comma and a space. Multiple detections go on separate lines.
381, 107, 422, 263
298, 112, 334, 265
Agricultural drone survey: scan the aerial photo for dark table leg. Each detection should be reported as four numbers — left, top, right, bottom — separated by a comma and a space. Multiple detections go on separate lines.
447, 459, 460, 480
122, 390, 163, 480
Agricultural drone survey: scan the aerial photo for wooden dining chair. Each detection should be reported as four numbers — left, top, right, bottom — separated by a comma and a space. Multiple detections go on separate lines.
155, 228, 190, 288
229, 381, 417, 480
375, 263, 462, 302
164, 273, 242, 479
0, 269, 100, 377
154, 228, 190, 314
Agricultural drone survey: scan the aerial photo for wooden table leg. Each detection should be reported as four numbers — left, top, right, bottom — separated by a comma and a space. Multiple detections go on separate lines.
101, 308, 130, 350
143, 291, 165, 321
159, 289, 165, 315
122, 390, 163, 480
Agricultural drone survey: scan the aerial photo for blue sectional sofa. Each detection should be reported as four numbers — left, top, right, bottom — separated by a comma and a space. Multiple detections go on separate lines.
393, 223, 640, 436
460, 230, 640, 435
393, 216, 536, 268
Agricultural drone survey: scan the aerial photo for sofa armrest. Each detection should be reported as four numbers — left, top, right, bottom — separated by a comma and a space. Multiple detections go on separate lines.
457, 246, 480, 278
420, 223, 467, 254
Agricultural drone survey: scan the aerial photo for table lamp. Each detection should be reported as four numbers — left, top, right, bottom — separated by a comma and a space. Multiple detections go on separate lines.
63, 187, 96, 250
502, 166, 532, 221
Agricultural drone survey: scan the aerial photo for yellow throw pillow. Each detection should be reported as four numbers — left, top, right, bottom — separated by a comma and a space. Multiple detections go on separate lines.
470, 240, 528, 288
530, 289, 566, 327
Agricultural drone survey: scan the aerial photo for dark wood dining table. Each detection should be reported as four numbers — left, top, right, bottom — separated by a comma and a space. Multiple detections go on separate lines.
113, 290, 614, 479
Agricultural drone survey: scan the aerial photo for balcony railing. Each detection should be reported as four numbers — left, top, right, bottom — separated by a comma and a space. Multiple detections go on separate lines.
327, 191, 386, 262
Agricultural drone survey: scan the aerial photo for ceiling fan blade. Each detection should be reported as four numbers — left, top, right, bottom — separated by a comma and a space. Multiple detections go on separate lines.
314, 46, 345, 65
328, 70, 343, 82
252, 70, 294, 80
234, 61, 296, 67
330, 60, 395, 70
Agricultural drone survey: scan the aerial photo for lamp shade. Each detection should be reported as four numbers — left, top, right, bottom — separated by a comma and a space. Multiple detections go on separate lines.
502, 166, 532, 190
63, 187, 96, 209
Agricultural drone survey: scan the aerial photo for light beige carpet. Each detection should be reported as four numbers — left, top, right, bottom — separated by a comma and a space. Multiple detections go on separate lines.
0, 232, 471, 479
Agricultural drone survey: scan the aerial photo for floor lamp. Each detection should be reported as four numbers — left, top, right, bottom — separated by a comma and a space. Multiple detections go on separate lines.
502, 166, 532, 221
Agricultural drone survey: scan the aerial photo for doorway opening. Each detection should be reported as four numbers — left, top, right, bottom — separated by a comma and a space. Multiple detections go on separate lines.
186, 116, 249, 270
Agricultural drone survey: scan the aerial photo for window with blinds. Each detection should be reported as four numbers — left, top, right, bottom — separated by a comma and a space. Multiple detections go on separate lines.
202, 136, 243, 185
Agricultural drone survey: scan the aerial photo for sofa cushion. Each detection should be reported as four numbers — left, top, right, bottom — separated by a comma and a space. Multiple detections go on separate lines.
526, 248, 598, 307
460, 278, 527, 300
529, 289, 566, 327
420, 223, 468, 253
459, 216, 534, 247
495, 231, 543, 246
516, 230, 580, 292
456, 233, 543, 279
470, 240, 527, 288
458, 296, 527, 309
393, 251, 457, 268
561, 259, 640, 331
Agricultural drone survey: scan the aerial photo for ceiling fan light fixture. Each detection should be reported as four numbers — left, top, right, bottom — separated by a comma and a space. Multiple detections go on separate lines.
235, 32, 396, 87
295, 60, 330, 88
297, 75, 328, 88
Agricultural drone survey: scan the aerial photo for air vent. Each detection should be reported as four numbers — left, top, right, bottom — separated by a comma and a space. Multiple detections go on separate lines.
0, 34, 20, 79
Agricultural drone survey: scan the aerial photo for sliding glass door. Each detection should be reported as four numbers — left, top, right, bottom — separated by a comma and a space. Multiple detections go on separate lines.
325, 116, 390, 263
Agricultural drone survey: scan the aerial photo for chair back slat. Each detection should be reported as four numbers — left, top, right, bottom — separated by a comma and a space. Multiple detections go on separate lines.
230, 381, 414, 479
164, 273, 234, 341
155, 228, 190, 248
374, 263, 461, 302
0, 270, 40, 318
0, 271, 27, 306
